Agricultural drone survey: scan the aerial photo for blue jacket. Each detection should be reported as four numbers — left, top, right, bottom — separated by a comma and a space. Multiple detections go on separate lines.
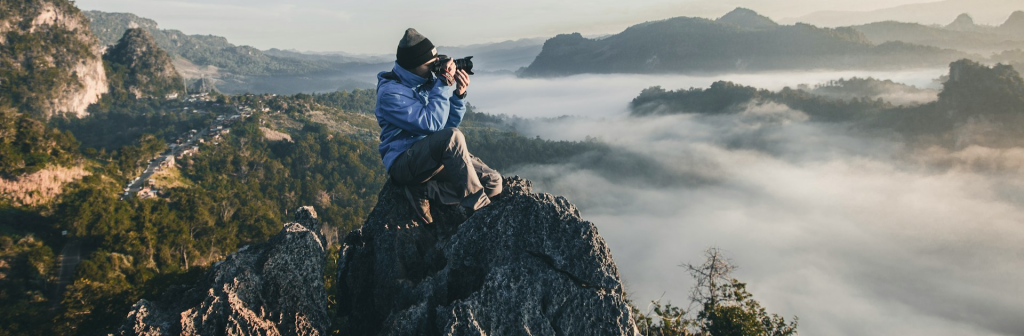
375, 62, 466, 172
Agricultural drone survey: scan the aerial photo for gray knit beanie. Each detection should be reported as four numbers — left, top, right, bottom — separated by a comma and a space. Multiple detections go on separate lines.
396, 28, 436, 70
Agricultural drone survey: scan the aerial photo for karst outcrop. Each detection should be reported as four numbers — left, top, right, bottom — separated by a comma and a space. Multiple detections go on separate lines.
104, 28, 184, 99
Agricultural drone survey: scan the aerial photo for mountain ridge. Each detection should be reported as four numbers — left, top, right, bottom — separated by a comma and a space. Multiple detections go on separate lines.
520, 8, 966, 78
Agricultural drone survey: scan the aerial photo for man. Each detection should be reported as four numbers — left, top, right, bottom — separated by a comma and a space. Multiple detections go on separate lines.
375, 28, 502, 225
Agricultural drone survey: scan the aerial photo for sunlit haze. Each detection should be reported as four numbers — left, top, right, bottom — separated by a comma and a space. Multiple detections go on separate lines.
70, 0, 1010, 54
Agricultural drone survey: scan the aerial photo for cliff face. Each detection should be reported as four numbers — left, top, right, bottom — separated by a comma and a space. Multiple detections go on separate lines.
0, 0, 107, 118
336, 176, 637, 335
117, 207, 330, 336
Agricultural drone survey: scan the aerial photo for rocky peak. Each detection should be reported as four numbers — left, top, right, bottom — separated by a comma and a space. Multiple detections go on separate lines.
336, 176, 637, 335
945, 13, 978, 31
117, 206, 329, 336
117, 177, 637, 335
104, 28, 184, 99
1000, 11, 1024, 33
717, 7, 778, 30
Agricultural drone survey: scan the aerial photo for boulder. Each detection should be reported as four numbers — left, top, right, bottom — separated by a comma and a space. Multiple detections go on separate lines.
336, 176, 637, 335
117, 206, 329, 336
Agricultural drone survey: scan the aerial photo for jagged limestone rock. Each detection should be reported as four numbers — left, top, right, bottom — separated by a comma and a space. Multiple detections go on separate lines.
0, 0, 108, 118
337, 176, 638, 336
117, 206, 329, 336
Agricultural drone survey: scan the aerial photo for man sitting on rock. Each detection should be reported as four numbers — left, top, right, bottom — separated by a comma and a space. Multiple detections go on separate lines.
375, 28, 502, 225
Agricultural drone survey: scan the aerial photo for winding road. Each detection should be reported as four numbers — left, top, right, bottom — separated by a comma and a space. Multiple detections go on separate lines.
51, 238, 81, 310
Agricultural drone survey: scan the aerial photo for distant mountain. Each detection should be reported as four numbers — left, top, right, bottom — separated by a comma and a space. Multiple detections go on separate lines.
83, 11, 386, 94
84, 11, 327, 77
436, 38, 546, 73
262, 48, 377, 64
716, 7, 778, 30
1000, 11, 1024, 33
103, 28, 184, 99
265, 38, 547, 74
787, 0, 1024, 27
0, 0, 108, 119
520, 8, 967, 78
850, 22, 1024, 55
848, 10, 1024, 55
945, 14, 981, 32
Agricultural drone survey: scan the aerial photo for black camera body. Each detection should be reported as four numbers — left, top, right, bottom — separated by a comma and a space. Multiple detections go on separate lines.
431, 55, 475, 77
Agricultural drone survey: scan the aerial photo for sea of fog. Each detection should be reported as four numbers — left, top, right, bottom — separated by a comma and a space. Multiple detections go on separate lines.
469, 69, 944, 119
465, 69, 1024, 336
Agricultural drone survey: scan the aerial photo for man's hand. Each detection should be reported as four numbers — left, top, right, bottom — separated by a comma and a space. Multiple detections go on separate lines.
455, 69, 469, 96
439, 58, 456, 86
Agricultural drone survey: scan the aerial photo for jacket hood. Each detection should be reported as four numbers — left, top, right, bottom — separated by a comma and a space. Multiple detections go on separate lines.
378, 61, 436, 89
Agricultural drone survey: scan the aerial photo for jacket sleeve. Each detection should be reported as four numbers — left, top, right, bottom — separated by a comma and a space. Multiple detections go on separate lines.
445, 93, 467, 129
377, 80, 455, 136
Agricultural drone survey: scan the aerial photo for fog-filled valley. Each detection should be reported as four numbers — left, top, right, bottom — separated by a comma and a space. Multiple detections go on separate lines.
463, 67, 1024, 336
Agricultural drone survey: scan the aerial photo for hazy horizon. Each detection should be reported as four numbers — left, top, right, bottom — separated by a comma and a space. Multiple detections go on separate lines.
72, 0, 1022, 55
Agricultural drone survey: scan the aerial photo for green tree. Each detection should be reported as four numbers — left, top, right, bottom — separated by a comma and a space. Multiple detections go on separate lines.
635, 248, 798, 336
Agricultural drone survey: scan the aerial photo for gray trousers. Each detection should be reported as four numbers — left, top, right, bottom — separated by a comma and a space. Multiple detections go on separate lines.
389, 128, 502, 210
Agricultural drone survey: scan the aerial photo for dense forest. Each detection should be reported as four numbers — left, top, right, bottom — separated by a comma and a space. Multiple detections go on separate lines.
0, 108, 81, 178
630, 81, 892, 122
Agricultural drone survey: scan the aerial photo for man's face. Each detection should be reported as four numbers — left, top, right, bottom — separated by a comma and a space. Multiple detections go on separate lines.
412, 56, 439, 78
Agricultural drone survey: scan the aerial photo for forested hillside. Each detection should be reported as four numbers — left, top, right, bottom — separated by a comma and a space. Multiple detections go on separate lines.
103, 28, 184, 100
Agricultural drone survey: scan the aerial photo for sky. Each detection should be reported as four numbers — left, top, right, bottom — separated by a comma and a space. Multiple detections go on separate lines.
74, 0, 955, 54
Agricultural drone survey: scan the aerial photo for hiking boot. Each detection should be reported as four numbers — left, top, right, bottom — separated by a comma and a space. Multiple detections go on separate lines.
404, 184, 432, 225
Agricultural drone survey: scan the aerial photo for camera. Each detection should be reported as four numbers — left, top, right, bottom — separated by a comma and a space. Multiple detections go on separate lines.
430, 55, 475, 77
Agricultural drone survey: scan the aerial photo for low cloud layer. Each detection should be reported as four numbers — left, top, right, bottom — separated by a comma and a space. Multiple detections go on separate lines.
470, 69, 944, 119
468, 72, 1024, 336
